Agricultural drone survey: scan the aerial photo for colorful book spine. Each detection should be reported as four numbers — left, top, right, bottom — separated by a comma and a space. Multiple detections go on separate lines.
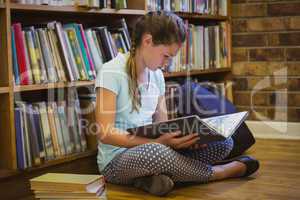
79, 24, 96, 79
11, 28, 21, 85
12, 23, 29, 85
64, 26, 88, 80
73, 23, 93, 80
15, 107, 25, 169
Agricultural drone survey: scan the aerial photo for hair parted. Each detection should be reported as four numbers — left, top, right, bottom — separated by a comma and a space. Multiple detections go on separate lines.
126, 11, 186, 113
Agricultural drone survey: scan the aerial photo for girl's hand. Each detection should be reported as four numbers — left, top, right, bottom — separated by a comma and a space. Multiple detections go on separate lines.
155, 131, 200, 149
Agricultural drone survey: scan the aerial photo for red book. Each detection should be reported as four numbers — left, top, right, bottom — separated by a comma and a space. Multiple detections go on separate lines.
12, 23, 29, 85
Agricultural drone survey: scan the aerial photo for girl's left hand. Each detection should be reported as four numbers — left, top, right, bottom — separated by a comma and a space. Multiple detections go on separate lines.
189, 143, 208, 150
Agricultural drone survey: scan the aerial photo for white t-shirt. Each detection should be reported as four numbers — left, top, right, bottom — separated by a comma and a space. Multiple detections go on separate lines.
95, 53, 165, 172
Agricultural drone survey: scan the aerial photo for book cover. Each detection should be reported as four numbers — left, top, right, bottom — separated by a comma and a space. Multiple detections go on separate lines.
127, 112, 249, 145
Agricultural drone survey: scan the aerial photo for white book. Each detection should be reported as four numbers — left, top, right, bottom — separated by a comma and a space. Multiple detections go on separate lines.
85, 29, 103, 73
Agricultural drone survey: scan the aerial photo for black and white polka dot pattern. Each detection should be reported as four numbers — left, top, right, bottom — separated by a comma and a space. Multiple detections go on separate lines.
102, 138, 233, 185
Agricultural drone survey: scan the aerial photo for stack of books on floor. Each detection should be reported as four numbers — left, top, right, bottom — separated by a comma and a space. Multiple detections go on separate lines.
30, 173, 106, 199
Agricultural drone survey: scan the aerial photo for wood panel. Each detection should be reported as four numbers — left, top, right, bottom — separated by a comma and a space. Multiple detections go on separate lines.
0, 94, 15, 169
0, 87, 9, 93
14, 81, 95, 92
176, 12, 228, 21
10, 3, 146, 15
0, 8, 9, 86
164, 68, 231, 78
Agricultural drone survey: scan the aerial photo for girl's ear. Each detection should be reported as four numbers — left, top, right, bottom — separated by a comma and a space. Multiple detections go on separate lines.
141, 33, 153, 47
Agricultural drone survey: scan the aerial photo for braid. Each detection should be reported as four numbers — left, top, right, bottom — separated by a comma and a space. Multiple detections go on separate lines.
126, 32, 141, 113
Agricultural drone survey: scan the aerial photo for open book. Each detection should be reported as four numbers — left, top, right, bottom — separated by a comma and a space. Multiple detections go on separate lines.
127, 111, 249, 144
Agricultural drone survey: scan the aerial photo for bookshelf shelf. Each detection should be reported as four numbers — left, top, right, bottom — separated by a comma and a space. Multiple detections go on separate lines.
176, 12, 229, 21
25, 150, 97, 172
0, 169, 19, 180
10, 3, 146, 15
13, 81, 95, 92
163, 68, 231, 78
0, 87, 9, 94
0, 150, 97, 180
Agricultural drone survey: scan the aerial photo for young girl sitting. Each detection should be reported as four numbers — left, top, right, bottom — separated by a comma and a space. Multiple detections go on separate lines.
95, 11, 259, 196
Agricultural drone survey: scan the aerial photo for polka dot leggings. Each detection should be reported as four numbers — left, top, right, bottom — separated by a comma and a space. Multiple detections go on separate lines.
102, 138, 233, 185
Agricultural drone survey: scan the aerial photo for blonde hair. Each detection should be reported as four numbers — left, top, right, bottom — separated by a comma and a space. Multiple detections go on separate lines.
126, 11, 186, 112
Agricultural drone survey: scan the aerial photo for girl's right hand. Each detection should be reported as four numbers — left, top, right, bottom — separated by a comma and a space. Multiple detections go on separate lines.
155, 131, 200, 149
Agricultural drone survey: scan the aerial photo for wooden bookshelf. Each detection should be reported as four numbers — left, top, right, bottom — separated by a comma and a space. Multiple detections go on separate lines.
10, 3, 146, 15
176, 12, 229, 21
0, 0, 232, 173
0, 87, 9, 93
14, 81, 95, 92
163, 68, 231, 78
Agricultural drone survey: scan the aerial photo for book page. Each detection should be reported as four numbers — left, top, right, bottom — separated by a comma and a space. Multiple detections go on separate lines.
202, 111, 248, 138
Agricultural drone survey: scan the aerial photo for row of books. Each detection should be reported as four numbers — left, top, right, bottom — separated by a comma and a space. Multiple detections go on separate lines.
77, 0, 128, 9
165, 80, 233, 119
11, 18, 130, 85
30, 173, 106, 199
12, 0, 74, 6
15, 95, 87, 169
13, 0, 127, 9
147, 0, 227, 16
166, 22, 228, 72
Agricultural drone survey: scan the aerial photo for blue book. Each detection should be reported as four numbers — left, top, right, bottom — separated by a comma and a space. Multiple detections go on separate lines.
73, 24, 93, 80
11, 28, 20, 85
15, 107, 25, 169
32, 105, 45, 159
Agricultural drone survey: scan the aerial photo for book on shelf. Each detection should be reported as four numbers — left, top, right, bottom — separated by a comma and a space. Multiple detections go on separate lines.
76, 0, 128, 9
13, 0, 74, 6
13, 0, 128, 9
127, 111, 249, 145
147, 0, 227, 16
14, 90, 87, 169
30, 173, 106, 199
165, 81, 180, 119
11, 18, 131, 85
167, 21, 228, 73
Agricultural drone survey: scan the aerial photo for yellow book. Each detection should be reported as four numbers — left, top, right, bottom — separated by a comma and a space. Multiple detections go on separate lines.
30, 173, 105, 193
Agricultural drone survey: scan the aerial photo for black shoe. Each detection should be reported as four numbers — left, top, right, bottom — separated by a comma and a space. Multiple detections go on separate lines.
133, 174, 174, 196
215, 155, 259, 177
235, 156, 259, 177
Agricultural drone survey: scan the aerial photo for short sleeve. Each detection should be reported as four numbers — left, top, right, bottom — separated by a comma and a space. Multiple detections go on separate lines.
155, 69, 165, 96
95, 66, 120, 95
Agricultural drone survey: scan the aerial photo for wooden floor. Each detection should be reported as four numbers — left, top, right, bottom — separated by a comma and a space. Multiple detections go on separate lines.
104, 139, 300, 200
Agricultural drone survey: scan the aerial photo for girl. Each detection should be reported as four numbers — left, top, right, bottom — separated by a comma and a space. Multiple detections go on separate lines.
95, 11, 259, 196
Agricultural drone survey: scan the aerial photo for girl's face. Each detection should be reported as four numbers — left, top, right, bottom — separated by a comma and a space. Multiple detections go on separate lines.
141, 34, 181, 71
